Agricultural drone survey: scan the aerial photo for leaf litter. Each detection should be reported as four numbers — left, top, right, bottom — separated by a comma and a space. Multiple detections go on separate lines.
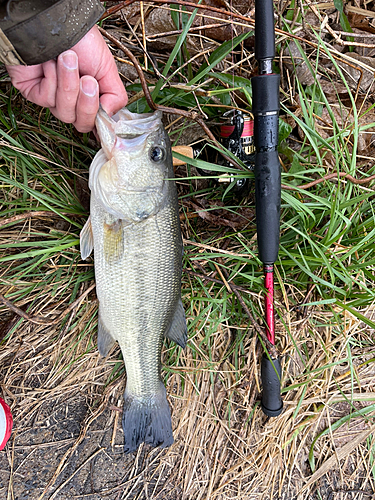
0, 0, 375, 499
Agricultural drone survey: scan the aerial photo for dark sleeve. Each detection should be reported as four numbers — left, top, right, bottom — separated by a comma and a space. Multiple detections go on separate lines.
0, 0, 105, 66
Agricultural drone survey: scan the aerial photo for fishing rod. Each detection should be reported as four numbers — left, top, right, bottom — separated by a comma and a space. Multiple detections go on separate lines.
252, 0, 283, 416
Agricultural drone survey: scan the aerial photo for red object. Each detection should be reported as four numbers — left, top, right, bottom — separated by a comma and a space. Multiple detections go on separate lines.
264, 265, 275, 345
220, 119, 254, 138
0, 398, 13, 451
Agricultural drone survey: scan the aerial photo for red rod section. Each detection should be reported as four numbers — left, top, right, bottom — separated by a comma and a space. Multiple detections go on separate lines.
264, 264, 275, 345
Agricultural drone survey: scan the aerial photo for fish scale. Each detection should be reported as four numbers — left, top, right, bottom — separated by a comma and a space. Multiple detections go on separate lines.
92, 200, 182, 396
80, 108, 187, 453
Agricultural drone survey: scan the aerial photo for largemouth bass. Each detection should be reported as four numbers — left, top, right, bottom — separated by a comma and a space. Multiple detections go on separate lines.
80, 107, 187, 453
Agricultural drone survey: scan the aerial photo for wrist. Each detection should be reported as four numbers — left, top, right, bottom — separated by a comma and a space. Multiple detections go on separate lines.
0, 0, 105, 66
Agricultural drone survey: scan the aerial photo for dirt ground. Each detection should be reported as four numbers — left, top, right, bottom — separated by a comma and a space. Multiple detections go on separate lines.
0, 394, 177, 499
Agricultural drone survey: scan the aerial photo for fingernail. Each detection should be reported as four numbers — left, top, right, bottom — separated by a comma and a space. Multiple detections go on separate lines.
61, 51, 78, 70
81, 77, 98, 97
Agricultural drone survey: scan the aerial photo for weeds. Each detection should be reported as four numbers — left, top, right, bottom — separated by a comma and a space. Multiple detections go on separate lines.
0, 1, 375, 498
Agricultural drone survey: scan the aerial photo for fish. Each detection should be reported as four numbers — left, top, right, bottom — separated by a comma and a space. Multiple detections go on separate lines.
80, 107, 187, 453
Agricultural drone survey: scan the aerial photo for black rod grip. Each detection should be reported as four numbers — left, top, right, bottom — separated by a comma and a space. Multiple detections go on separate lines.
254, 150, 280, 264
252, 73, 281, 266
252, 74, 280, 116
255, 0, 276, 61
261, 354, 283, 417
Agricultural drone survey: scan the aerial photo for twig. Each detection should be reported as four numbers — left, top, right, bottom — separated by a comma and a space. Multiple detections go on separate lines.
215, 260, 279, 359
146, 22, 228, 40
0, 284, 96, 326
282, 172, 375, 191
48, 448, 105, 500
188, 228, 279, 357
99, 16, 375, 193
101, 0, 256, 25
97, 26, 246, 171
296, 282, 316, 320
98, 27, 375, 190
0, 210, 77, 228
102, 0, 375, 74
0, 294, 51, 325
183, 239, 250, 258
111, 405, 121, 449
139, 1, 147, 72
213, 263, 232, 293
122, 15, 164, 78
306, 0, 375, 48
184, 269, 253, 295
231, 280, 278, 358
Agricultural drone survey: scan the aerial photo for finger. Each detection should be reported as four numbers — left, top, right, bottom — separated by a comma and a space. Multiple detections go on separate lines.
54, 51, 80, 123
70, 26, 128, 116
97, 57, 128, 116
7, 60, 57, 108
73, 76, 99, 133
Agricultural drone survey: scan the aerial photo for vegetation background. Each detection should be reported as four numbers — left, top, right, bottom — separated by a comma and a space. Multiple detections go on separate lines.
0, 0, 374, 498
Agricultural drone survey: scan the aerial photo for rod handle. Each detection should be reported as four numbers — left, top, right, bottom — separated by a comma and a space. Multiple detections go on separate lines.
261, 354, 283, 417
252, 74, 280, 116
252, 74, 281, 265
254, 149, 280, 264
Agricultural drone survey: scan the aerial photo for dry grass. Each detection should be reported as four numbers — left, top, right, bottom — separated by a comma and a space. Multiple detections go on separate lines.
0, 289, 374, 499
0, 0, 375, 498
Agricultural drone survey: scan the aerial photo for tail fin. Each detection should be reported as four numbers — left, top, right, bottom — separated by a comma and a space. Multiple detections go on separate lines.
122, 382, 173, 454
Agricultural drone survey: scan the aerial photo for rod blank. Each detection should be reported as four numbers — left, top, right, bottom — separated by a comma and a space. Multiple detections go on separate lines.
254, 0, 276, 62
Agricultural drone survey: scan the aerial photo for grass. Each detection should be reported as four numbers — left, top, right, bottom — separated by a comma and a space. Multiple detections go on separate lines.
0, 1, 375, 498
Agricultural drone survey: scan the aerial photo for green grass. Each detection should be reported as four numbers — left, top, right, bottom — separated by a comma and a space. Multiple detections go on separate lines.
0, 4, 375, 495
0, 94, 94, 335
1, 17, 374, 387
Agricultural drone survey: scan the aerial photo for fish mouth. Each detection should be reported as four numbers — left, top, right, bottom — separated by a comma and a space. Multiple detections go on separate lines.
97, 106, 163, 139
113, 129, 164, 157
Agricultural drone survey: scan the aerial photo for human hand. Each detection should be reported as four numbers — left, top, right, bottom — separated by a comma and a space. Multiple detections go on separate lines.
6, 25, 128, 133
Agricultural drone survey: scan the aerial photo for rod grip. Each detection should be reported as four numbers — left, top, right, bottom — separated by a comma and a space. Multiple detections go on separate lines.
252, 74, 281, 266
252, 74, 280, 116
254, 150, 280, 264
261, 354, 283, 417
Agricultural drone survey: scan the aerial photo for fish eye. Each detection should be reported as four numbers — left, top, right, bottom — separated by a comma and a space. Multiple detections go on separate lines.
150, 146, 165, 163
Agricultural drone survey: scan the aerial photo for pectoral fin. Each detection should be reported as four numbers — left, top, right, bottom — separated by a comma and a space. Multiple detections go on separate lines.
104, 219, 123, 263
98, 313, 116, 357
164, 299, 187, 348
80, 216, 94, 260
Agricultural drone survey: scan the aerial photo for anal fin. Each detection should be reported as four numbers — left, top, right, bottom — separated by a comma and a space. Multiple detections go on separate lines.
98, 313, 116, 357
164, 299, 187, 348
